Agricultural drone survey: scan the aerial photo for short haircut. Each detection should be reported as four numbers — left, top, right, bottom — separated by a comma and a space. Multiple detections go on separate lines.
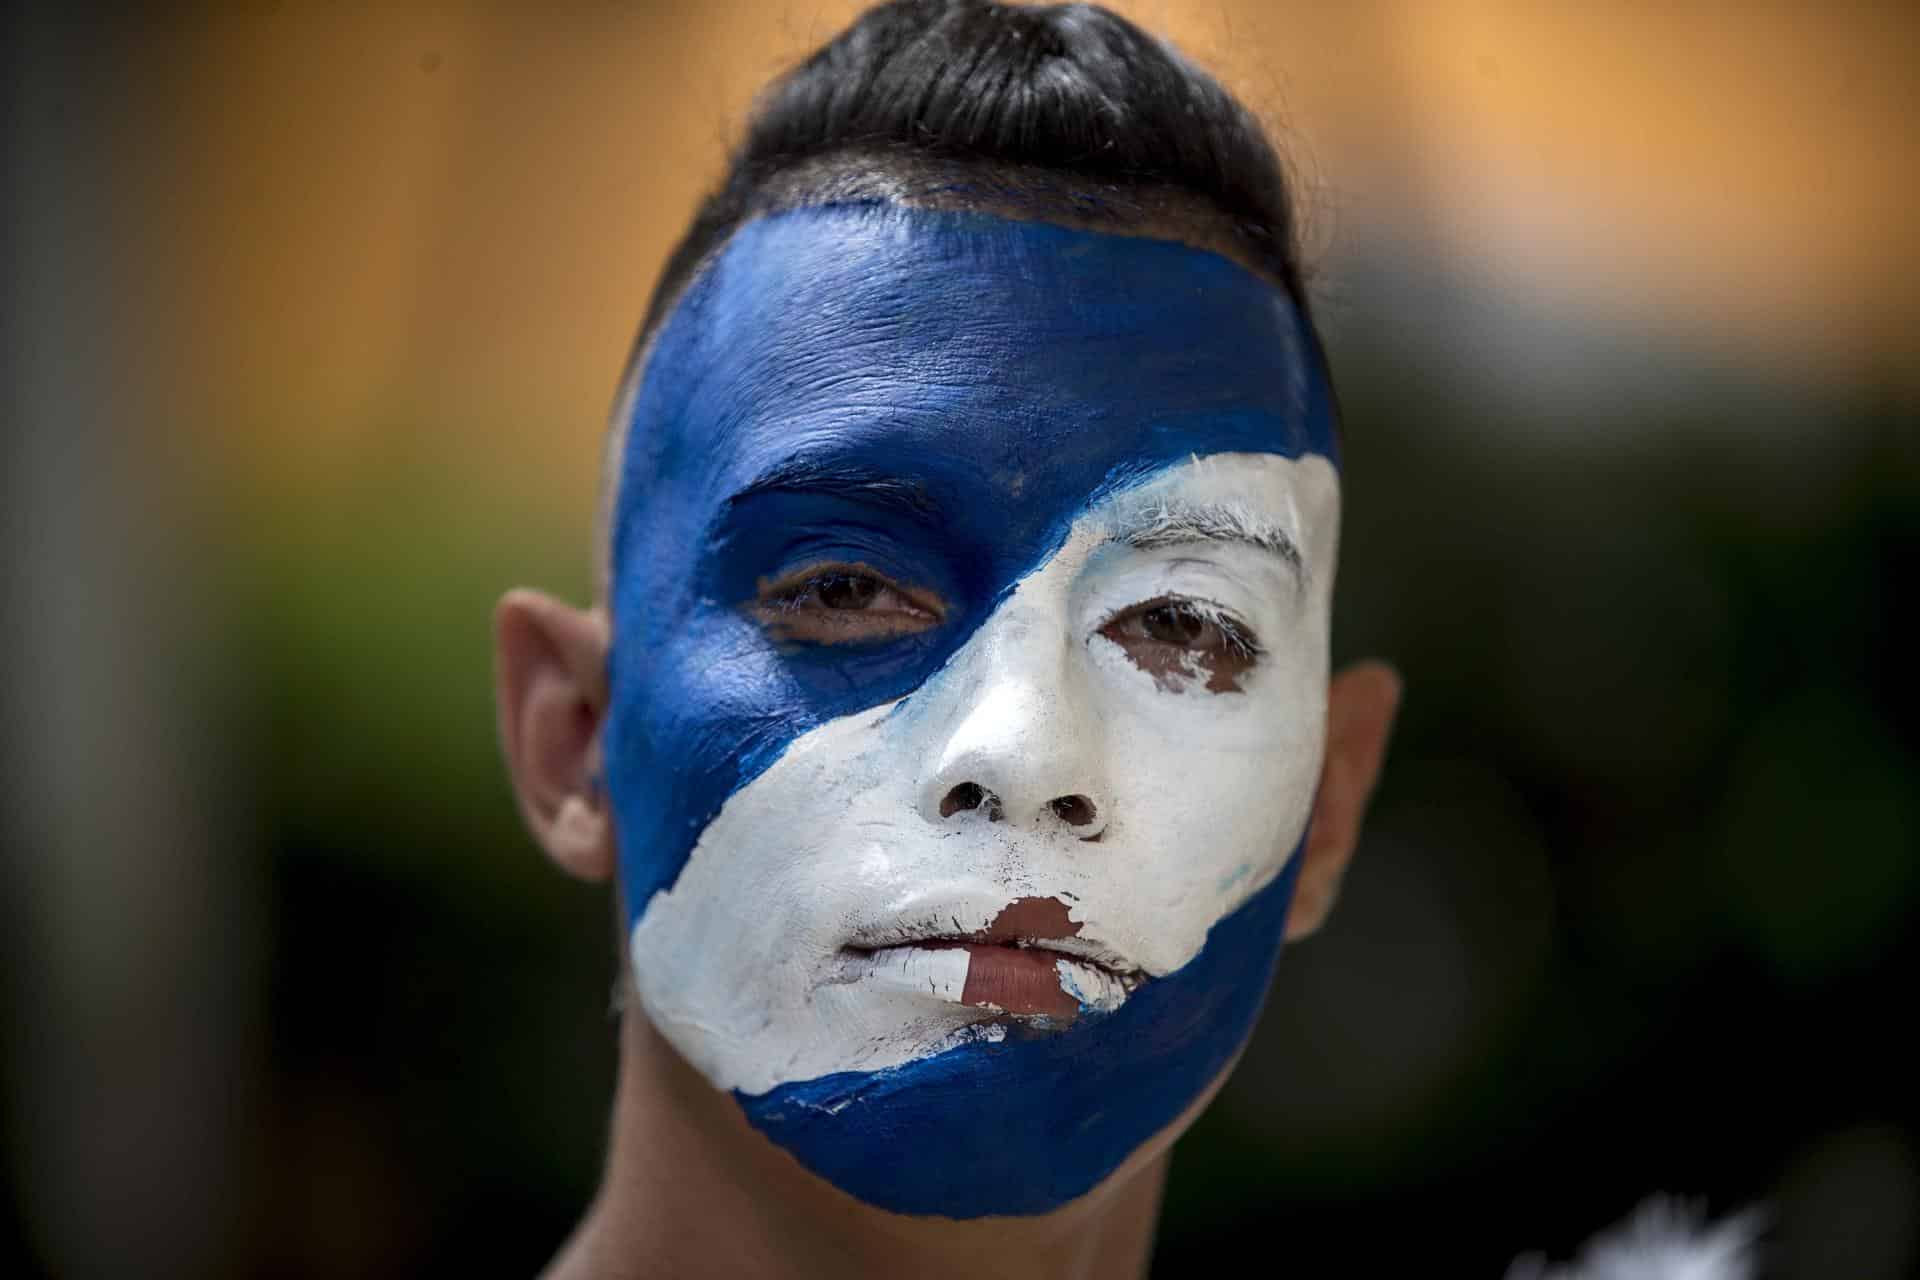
640, 0, 1306, 342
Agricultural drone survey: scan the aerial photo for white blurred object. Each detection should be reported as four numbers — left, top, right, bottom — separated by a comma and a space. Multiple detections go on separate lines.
1507, 1196, 1764, 1280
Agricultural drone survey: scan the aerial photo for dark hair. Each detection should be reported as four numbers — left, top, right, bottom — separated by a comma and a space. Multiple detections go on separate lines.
633, 0, 1309, 348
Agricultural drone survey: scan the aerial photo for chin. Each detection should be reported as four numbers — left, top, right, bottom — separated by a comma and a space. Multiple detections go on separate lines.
723, 852, 1303, 1217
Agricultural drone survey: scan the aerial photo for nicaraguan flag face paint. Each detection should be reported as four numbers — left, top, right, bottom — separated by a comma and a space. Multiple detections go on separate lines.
604, 203, 1341, 1217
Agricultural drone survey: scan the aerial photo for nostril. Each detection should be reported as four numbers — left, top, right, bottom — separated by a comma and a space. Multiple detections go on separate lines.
940, 782, 1004, 821
1048, 794, 1098, 828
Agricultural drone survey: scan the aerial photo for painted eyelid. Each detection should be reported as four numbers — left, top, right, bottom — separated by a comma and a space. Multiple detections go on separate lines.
1076, 559, 1269, 636
1078, 542, 1279, 610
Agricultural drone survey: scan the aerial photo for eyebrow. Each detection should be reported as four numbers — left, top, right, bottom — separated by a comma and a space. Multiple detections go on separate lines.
726, 458, 942, 521
1111, 500, 1305, 580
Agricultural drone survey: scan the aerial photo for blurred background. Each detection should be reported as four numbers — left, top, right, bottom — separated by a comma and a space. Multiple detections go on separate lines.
4, 1, 1914, 1275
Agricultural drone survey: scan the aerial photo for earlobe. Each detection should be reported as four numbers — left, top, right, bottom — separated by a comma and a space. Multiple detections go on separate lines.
1285, 660, 1401, 942
493, 589, 616, 883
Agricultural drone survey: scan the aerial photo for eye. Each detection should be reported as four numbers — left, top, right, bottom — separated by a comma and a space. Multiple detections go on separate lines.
1097, 597, 1262, 694
749, 563, 945, 646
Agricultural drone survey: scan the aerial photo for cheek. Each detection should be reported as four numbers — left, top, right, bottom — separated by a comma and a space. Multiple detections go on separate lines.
1088, 624, 1325, 826
611, 592, 966, 824
1082, 633, 1325, 968
626, 698, 1022, 1096
603, 601, 807, 911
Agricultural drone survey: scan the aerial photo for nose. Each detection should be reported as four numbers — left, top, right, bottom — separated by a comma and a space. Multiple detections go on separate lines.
918, 610, 1110, 840
935, 781, 1102, 831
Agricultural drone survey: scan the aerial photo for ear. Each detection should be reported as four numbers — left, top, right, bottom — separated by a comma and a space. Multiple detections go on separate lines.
494, 589, 615, 882
1285, 660, 1402, 942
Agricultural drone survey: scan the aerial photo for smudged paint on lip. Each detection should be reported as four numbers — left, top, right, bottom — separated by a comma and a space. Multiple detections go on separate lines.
952, 944, 1119, 1019
1054, 956, 1132, 1014
970, 895, 1080, 944
846, 941, 1122, 1021
844, 896, 1143, 1021
843, 942, 970, 1004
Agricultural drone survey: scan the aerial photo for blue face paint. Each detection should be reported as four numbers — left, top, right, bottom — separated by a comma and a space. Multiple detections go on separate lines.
741, 848, 1305, 1216
605, 202, 1338, 1216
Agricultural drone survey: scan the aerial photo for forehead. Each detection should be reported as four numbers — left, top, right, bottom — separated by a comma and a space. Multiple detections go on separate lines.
611, 203, 1336, 580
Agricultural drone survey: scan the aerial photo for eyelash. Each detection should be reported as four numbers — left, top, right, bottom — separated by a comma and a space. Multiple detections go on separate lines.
761, 574, 841, 613
756, 564, 940, 617
1104, 595, 1265, 656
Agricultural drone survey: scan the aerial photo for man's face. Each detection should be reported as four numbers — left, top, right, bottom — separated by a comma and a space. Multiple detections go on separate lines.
603, 203, 1340, 1217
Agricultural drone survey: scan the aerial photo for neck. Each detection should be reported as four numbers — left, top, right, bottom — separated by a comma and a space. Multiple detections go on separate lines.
546, 1012, 1169, 1280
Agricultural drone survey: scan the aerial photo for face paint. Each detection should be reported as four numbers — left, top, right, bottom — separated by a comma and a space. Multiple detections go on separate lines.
604, 203, 1340, 1216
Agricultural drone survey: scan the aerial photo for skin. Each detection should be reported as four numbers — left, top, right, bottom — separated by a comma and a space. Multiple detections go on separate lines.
493, 209, 1402, 1278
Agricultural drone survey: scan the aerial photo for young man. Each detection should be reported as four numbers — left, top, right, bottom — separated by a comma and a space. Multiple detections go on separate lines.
495, 3, 1399, 1274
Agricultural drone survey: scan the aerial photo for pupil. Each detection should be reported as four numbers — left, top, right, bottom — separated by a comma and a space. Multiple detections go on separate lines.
818, 574, 878, 609
1145, 605, 1204, 645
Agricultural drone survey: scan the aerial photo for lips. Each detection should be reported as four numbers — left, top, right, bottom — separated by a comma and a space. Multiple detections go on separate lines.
845, 895, 1143, 1021
851, 940, 1139, 1021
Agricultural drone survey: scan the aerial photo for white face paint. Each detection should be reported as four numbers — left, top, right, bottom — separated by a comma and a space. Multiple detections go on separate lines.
629, 452, 1340, 1097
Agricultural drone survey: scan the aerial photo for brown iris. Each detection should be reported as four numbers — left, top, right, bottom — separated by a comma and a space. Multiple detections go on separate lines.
1097, 597, 1261, 694
749, 562, 945, 645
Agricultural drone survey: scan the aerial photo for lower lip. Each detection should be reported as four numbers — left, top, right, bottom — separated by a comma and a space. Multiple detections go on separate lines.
854, 943, 1132, 1020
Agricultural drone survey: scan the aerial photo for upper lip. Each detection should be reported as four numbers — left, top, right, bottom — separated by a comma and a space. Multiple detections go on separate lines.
844, 927, 1142, 979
